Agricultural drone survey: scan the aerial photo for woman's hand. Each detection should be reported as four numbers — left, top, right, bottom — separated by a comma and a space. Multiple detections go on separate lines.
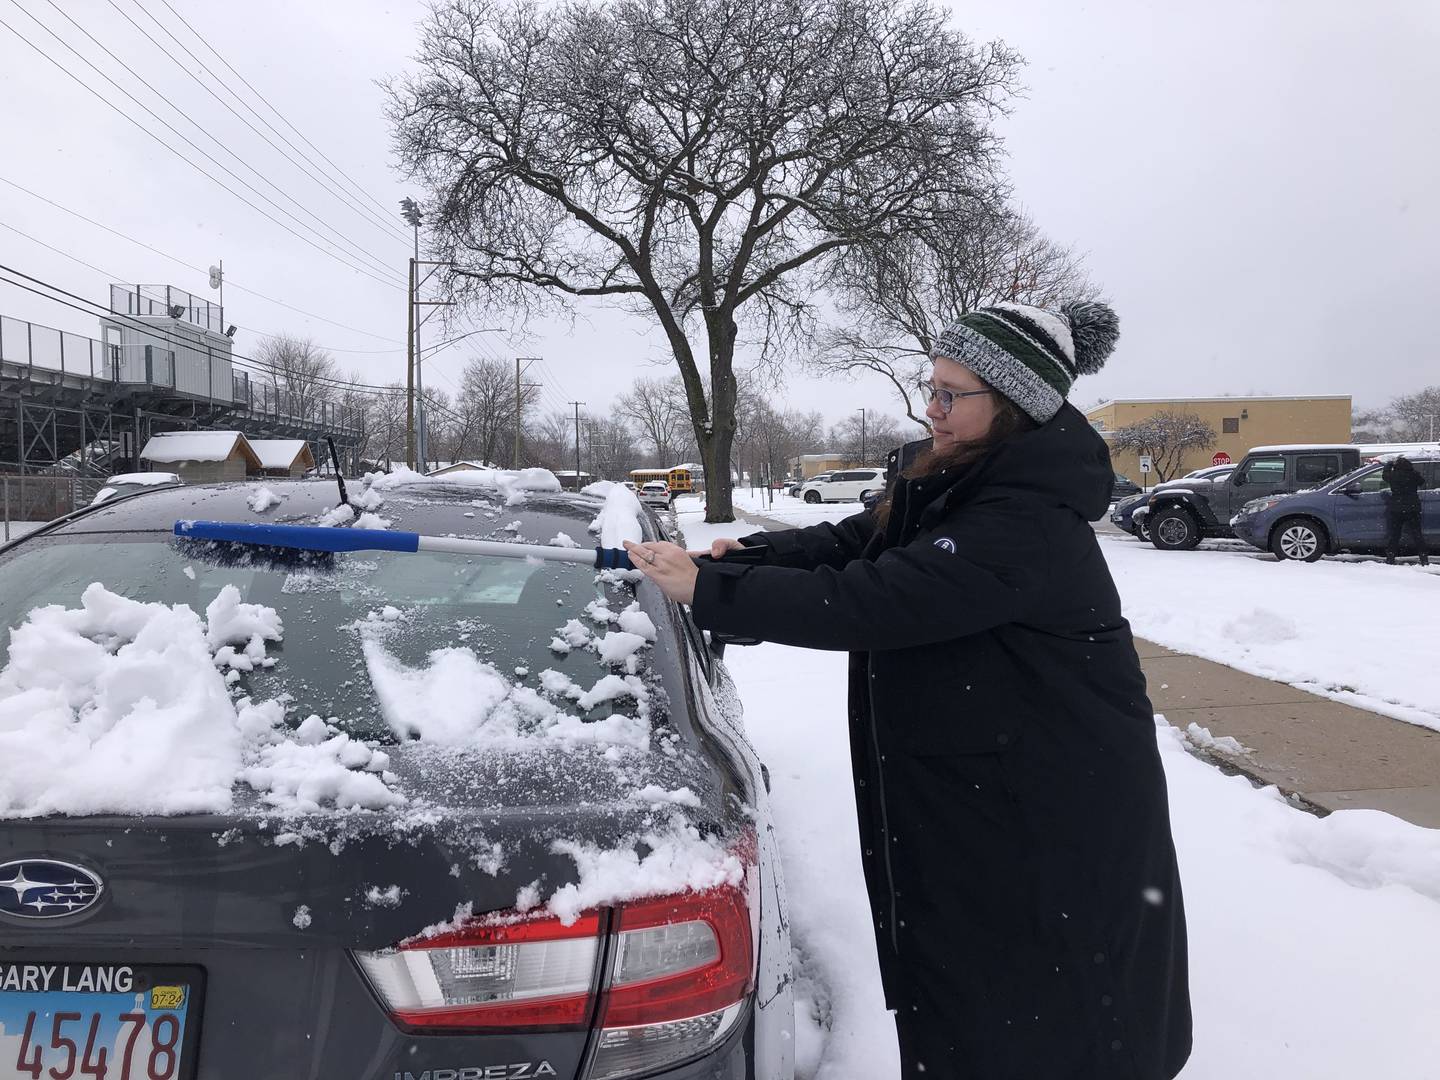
700, 538, 747, 560
625, 540, 700, 604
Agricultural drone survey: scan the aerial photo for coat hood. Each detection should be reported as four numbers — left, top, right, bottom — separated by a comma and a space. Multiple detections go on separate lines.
934, 403, 1115, 522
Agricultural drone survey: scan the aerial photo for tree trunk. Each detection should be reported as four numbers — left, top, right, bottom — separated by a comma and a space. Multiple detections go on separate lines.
700, 319, 740, 524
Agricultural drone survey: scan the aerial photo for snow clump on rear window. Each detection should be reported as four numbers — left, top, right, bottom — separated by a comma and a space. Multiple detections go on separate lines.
363, 465, 561, 506
0, 583, 402, 818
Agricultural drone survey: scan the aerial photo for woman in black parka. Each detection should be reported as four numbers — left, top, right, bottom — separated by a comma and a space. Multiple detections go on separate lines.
626, 300, 1192, 1080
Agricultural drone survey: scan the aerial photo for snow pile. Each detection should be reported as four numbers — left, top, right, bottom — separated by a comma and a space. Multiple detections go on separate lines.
353, 512, 392, 530
549, 532, 581, 548
316, 503, 355, 527
0, 583, 400, 818
546, 815, 744, 925
365, 465, 561, 505
0, 584, 245, 817
589, 484, 644, 549
247, 485, 282, 513
362, 640, 652, 752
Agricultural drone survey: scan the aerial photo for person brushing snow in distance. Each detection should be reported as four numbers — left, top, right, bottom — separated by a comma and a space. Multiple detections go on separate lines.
626, 300, 1192, 1080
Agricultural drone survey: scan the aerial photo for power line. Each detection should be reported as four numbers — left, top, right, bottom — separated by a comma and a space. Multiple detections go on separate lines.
0, 175, 402, 343
0, 214, 407, 361
156, 0, 403, 228
0, 7, 403, 292
109, 0, 412, 247
24, 0, 404, 281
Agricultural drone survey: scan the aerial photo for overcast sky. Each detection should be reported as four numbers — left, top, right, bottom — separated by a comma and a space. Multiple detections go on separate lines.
2, 0, 1436, 435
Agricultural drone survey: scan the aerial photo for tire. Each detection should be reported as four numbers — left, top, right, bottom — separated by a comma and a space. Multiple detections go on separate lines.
1269, 517, 1327, 562
1149, 507, 1202, 551
857, 489, 873, 503
1137, 519, 1153, 543
804, 490, 821, 504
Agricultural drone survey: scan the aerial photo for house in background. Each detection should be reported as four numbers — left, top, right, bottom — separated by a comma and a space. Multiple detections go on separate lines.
427, 461, 495, 476
786, 452, 848, 480
249, 439, 315, 478
139, 430, 261, 483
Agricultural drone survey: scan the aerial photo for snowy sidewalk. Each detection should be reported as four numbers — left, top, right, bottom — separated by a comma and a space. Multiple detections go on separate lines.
1139, 638, 1440, 828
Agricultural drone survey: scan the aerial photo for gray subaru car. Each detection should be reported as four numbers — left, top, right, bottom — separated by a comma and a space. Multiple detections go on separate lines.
0, 479, 793, 1080
1231, 456, 1440, 560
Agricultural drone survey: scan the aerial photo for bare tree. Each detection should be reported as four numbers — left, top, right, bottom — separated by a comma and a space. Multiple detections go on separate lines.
585, 417, 641, 481
255, 334, 340, 420
1354, 386, 1440, 443
733, 398, 827, 484
526, 410, 577, 472
816, 203, 1097, 431
1111, 411, 1217, 483
348, 381, 407, 471
829, 411, 904, 467
455, 356, 542, 468
387, 0, 1018, 521
616, 376, 692, 466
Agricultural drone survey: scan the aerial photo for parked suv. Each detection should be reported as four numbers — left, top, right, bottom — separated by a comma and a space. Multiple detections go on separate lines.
1111, 465, 1234, 539
1232, 456, 1439, 560
1145, 445, 1361, 550
799, 468, 884, 504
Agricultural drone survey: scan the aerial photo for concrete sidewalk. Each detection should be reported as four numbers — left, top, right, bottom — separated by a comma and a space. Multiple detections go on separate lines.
726, 510, 1440, 829
1138, 638, 1440, 829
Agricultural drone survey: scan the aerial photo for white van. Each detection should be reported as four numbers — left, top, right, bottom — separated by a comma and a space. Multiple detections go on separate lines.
798, 468, 885, 504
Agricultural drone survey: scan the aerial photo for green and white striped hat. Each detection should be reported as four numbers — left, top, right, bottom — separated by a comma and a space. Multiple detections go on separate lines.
932, 300, 1120, 423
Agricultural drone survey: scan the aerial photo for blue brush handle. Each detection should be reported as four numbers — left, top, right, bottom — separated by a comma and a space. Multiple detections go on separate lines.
175, 520, 420, 553
595, 546, 635, 570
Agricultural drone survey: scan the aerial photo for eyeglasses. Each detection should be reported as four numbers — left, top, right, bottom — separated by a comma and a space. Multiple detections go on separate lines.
918, 379, 994, 414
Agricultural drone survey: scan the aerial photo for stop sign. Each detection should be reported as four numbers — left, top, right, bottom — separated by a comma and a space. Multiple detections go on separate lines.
1212, 451, 1232, 466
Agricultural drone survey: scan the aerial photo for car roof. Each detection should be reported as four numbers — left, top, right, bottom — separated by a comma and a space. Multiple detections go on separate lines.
1246, 444, 1359, 454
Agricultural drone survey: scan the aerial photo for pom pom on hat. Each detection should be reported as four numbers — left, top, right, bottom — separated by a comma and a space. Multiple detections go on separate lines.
1061, 300, 1119, 375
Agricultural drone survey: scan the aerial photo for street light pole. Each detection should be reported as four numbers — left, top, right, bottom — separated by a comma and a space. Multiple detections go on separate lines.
400, 198, 427, 469
858, 407, 867, 466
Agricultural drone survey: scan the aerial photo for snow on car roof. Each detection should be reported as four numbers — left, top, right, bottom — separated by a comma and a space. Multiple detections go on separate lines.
1245, 443, 1359, 453
105, 471, 181, 486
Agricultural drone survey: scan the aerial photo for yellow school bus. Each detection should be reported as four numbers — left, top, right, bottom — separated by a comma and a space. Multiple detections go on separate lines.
629, 465, 699, 495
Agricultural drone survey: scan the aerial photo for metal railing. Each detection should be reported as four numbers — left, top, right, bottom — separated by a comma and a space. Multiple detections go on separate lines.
2, 313, 362, 433
110, 283, 224, 335
0, 471, 96, 541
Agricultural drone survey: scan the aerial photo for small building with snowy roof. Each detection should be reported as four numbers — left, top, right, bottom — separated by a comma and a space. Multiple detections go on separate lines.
427, 460, 495, 476
140, 430, 260, 483
248, 439, 316, 478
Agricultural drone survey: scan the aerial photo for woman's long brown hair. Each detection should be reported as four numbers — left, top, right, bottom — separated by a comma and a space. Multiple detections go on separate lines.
873, 388, 1037, 529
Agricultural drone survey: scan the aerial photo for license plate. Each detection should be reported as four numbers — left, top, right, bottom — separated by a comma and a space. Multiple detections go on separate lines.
0, 964, 203, 1080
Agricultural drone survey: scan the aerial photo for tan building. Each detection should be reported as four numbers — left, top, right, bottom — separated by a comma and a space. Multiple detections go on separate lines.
248, 439, 316, 478
140, 430, 261, 483
1087, 396, 1352, 483
786, 453, 848, 480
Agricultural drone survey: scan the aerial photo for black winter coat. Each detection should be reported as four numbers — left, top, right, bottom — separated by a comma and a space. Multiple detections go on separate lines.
693, 405, 1192, 1079
1383, 458, 1425, 513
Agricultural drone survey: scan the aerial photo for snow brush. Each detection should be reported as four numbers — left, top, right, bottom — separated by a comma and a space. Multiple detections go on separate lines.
173, 520, 636, 570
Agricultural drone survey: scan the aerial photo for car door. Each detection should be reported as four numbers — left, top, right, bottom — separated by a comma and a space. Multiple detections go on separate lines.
1421, 463, 1440, 550
827, 471, 860, 501
1227, 454, 1286, 519
1331, 466, 1390, 548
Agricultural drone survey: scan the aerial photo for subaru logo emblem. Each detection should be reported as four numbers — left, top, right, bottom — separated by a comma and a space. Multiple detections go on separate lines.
0, 859, 104, 920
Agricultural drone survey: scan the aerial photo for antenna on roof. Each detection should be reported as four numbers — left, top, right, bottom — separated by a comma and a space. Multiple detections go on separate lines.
325, 437, 349, 507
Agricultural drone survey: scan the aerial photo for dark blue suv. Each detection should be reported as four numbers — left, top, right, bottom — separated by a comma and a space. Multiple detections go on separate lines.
1232, 457, 1440, 561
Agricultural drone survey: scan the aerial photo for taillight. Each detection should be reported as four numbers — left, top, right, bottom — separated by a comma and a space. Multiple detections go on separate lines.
356, 865, 756, 1078
586, 884, 753, 1079
355, 911, 602, 1032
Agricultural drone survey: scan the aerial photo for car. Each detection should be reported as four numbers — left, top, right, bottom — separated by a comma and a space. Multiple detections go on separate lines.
1111, 474, 1142, 500
89, 471, 183, 506
639, 479, 672, 508
798, 468, 885, 504
0, 477, 794, 1080
1144, 445, 1362, 550
1110, 465, 1235, 539
1231, 456, 1440, 561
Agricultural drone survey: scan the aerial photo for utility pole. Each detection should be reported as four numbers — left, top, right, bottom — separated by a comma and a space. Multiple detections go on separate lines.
569, 402, 585, 491
405, 256, 416, 469
858, 408, 867, 466
514, 357, 542, 468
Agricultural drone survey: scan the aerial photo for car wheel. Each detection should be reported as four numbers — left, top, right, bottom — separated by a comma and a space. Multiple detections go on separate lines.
1137, 519, 1152, 543
804, 490, 821, 504
857, 489, 873, 502
1150, 507, 1202, 551
1269, 517, 1327, 562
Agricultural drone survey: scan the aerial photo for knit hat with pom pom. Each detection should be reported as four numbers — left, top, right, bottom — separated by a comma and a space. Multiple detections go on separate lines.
932, 300, 1119, 424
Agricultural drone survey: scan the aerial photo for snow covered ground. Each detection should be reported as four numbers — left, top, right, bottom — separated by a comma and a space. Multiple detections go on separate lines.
1100, 533, 1440, 732
676, 501, 1440, 1080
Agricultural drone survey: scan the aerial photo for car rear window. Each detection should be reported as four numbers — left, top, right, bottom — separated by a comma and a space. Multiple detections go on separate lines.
1295, 454, 1342, 485
0, 536, 646, 743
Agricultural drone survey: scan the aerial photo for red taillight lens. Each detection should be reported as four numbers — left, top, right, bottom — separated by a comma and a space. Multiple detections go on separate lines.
355, 911, 602, 1032
601, 885, 753, 1027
